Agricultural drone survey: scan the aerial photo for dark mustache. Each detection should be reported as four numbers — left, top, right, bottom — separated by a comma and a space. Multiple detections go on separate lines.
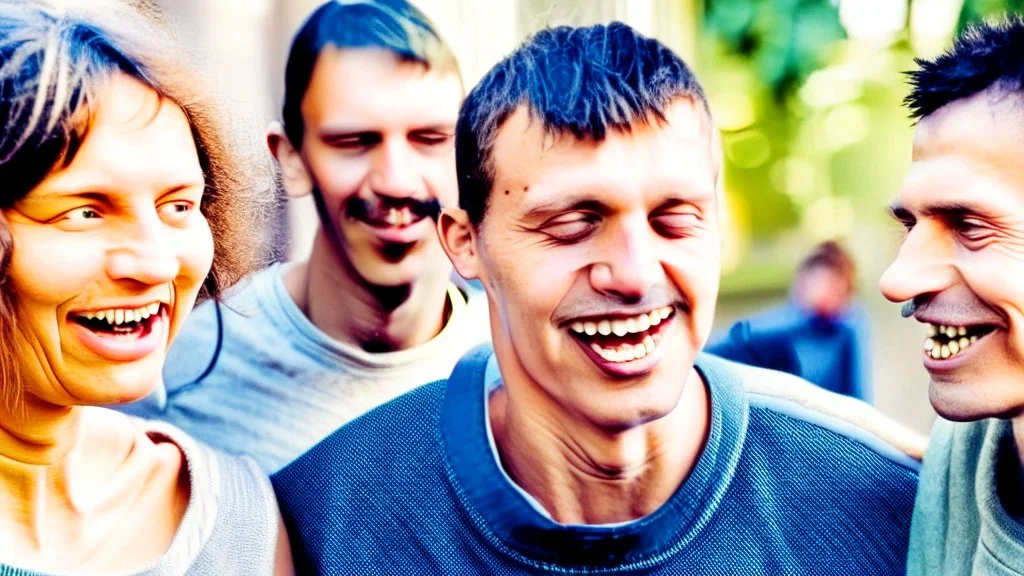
345, 196, 442, 222
900, 294, 1000, 323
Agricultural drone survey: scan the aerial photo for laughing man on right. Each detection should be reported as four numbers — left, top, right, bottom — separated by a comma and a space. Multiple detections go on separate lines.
879, 16, 1024, 575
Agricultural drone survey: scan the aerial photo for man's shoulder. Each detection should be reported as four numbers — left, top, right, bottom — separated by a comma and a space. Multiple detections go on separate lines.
164, 265, 292, 386
184, 266, 280, 339
705, 354, 927, 468
742, 304, 806, 333
272, 379, 447, 499
706, 317, 802, 375
271, 380, 451, 571
917, 417, 998, 482
705, 357, 918, 565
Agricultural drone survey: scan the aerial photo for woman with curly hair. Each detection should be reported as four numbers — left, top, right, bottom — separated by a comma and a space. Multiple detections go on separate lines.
0, 1, 292, 573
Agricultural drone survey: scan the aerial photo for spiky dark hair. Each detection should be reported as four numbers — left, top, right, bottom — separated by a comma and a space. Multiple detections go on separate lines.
905, 15, 1024, 120
456, 22, 711, 225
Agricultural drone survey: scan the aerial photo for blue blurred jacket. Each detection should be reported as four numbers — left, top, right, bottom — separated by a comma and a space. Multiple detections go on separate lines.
707, 303, 872, 403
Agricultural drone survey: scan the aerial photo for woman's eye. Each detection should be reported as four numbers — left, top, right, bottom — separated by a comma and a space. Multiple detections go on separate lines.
56, 207, 103, 230
159, 201, 195, 223
65, 207, 101, 221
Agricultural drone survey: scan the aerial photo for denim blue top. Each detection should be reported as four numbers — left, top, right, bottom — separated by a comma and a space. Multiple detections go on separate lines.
707, 302, 872, 402
273, 344, 918, 575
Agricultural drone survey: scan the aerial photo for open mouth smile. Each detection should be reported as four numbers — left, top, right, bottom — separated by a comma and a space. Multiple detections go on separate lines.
569, 307, 674, 363
922, 322, 996, 361
565, 307, 676, 378
69, 302, 169, 362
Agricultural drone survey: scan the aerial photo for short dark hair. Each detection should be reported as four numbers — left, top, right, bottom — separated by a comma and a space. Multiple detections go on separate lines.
281, 0, 459, 147
905, 15, 1024, 120
455, 22, 714, 225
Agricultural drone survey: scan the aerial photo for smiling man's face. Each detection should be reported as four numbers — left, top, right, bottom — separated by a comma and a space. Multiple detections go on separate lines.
447, 98, 720, 430
880, 90, 1024, 421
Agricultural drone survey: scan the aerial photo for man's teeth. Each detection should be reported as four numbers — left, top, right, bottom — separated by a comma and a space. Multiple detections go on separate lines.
925, 323, 969, 339
569, 307, 673, 337
923, 322, 981, 360
590, 335, 658, 363
385, 208, 413, 227
80, 303, 161, 325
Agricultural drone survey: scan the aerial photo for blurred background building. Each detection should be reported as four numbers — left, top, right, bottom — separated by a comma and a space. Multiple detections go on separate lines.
154, 0, 1023, 434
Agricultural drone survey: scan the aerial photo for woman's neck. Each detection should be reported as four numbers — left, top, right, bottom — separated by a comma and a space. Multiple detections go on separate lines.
0, 393, 82, 467
0, 398, 187, 572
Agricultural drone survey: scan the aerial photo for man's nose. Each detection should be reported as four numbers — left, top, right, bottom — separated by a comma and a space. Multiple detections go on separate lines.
879, 221, 957, 304
368, 139, 422, 199
589, 216, 660, 303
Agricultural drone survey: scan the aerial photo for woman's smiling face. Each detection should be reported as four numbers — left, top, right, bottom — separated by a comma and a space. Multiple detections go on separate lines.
3, 73, 213, 406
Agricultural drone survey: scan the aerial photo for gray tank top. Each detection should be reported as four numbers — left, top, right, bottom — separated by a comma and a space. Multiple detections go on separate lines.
0, 419, 279, 576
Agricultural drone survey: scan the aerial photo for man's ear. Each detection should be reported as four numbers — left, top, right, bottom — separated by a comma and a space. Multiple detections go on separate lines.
267, 122, 313, 199
438, 208, 482, 281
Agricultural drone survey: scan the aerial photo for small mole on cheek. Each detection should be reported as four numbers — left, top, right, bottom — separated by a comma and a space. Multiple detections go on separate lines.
504, 190, 509, 195
524, 186, 529, 193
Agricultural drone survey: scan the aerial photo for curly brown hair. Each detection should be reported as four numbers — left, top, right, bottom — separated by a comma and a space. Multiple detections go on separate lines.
0, 0, 273, 405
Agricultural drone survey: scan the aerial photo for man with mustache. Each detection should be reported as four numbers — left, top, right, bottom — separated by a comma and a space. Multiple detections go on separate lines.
273, 22, 921, 574
122, 0, 488, 473
880, 16, 1024, 574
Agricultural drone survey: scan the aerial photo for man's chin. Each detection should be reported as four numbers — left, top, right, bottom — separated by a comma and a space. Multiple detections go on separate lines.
350, 254, 430, 288
929, 379, 1024, 422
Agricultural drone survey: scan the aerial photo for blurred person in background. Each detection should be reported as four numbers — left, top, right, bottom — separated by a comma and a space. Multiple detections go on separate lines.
880, 16, 1024, 575
708, 240, 873, 402
273, 22, 921, 575
0, 1, 291, 573
122, 0, 490, 473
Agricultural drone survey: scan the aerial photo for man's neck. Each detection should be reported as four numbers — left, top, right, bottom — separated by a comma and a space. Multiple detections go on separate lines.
285, 231, 453, 352
490, 368, 710, 525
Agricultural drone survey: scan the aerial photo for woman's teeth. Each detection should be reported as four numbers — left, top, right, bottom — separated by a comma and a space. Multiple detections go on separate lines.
569, 307, 673, 337
923, 323, 980, 360
80, 303, 161, 325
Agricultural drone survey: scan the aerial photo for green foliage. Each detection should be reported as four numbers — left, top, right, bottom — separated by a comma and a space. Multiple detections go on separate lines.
957, 0, 1024, 33
704, 0, 846, 99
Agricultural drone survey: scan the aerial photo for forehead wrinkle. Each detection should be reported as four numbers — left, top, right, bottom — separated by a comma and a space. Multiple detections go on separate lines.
914, 92, 1024, 165
304, 49, 462, 129
30, 99, 201, 199
903, 155, 1024, 218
